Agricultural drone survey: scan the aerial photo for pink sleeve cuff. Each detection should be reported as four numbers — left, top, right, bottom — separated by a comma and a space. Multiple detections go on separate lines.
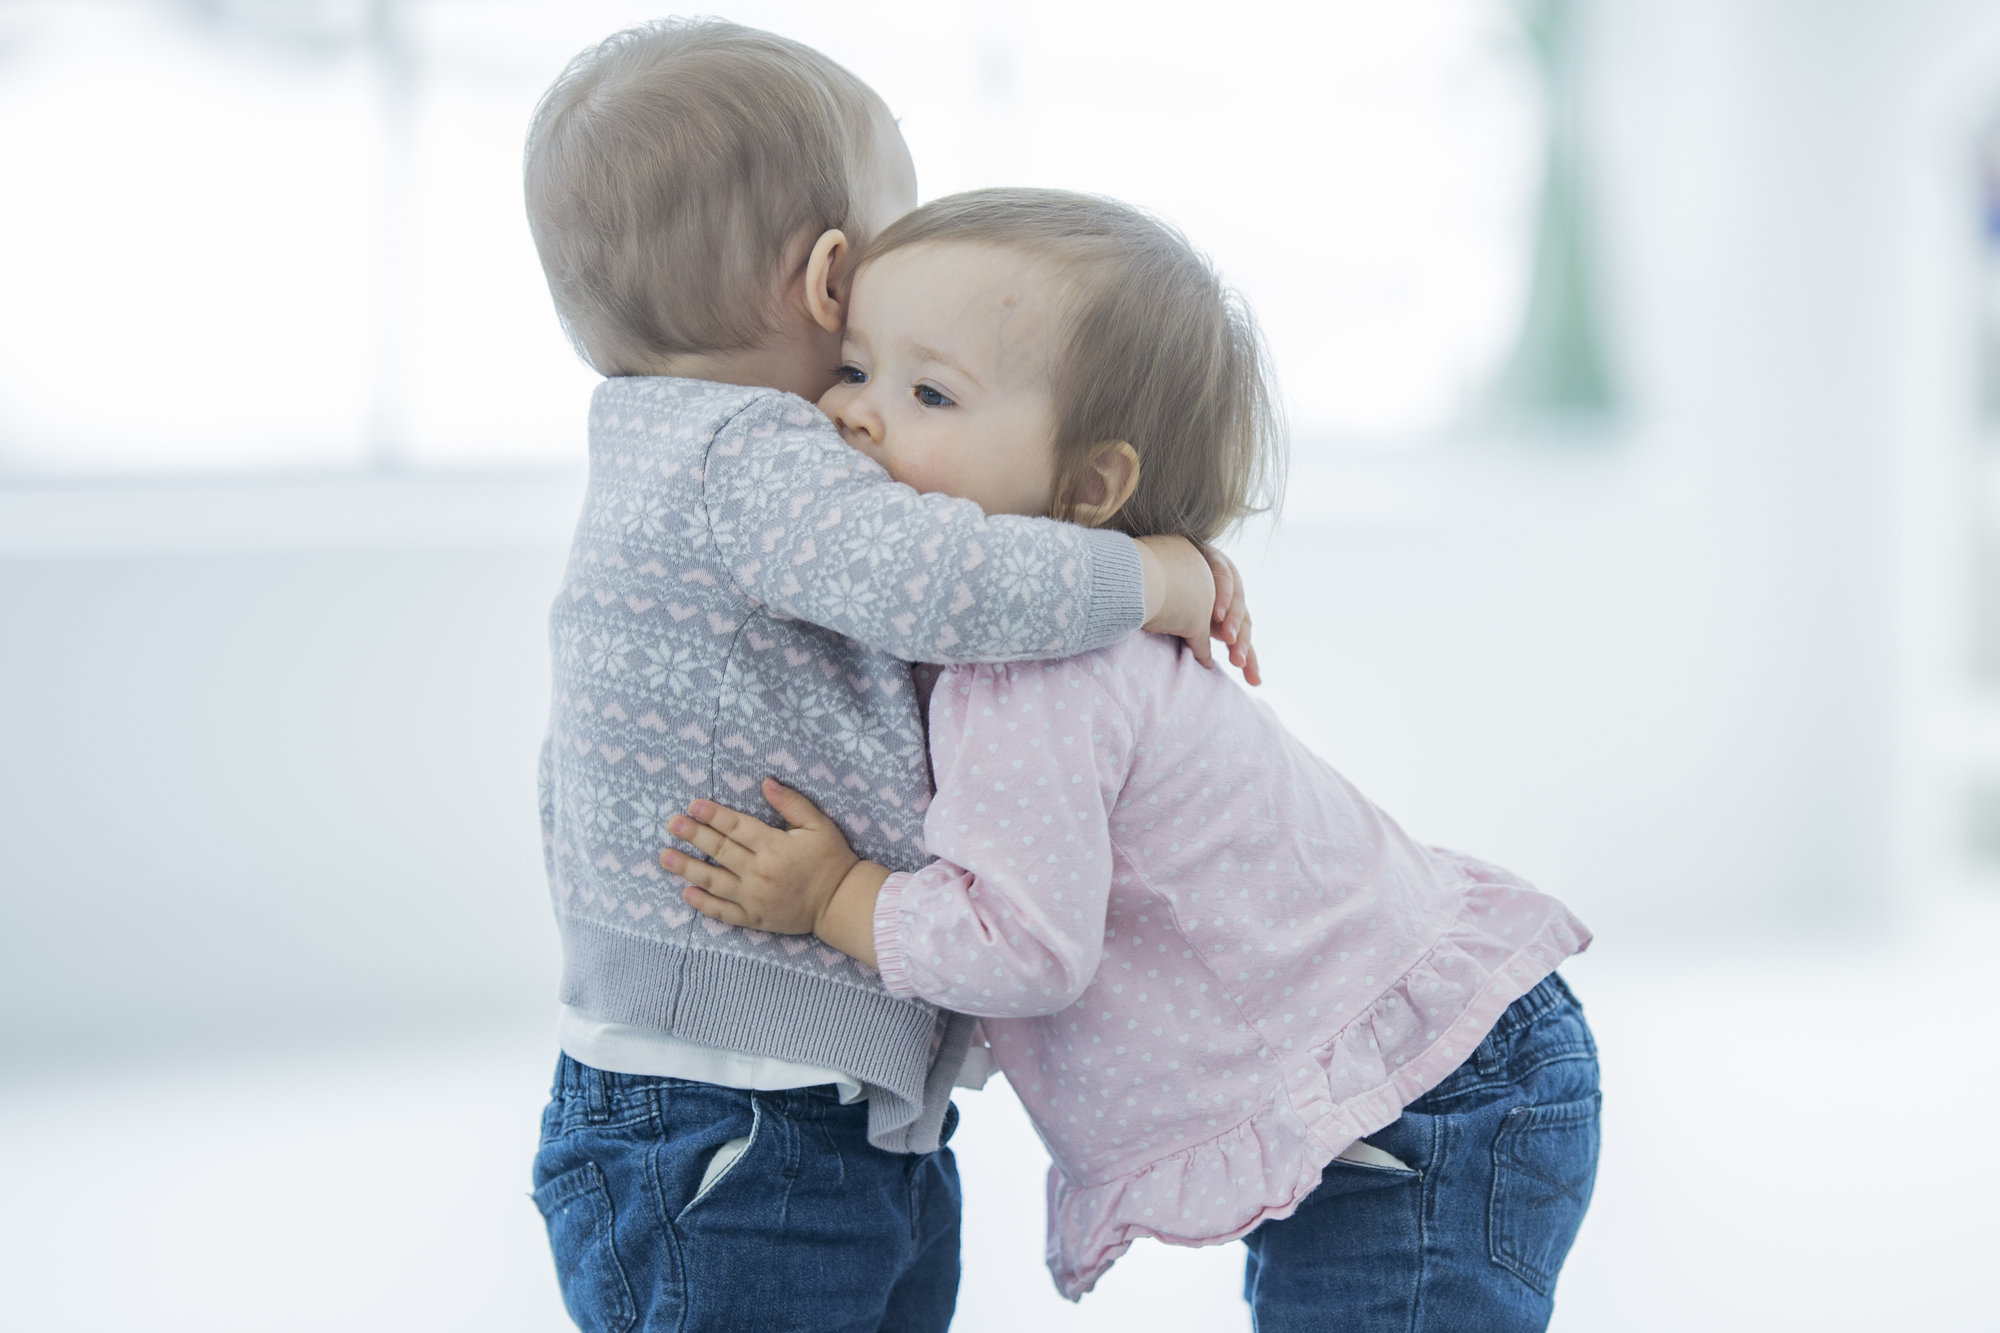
873, 871, 918, 998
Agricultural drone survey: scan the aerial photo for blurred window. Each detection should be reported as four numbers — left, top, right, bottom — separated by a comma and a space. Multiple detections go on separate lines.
0, 0, 1541, 474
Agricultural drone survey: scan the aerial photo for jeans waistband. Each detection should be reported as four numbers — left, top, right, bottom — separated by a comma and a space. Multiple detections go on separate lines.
554, 1052, 852, 1111
1488, 971, 1578, 1037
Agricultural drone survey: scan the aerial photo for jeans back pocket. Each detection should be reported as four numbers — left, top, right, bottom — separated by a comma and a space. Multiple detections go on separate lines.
1488, 1091, 1601, 1295
533, 1159, 639, 1333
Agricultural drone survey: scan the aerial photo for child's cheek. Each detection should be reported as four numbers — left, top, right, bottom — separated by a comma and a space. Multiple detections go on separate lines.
893, 454, 962, 502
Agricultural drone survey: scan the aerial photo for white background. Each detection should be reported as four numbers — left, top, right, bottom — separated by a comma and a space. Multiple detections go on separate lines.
0, 0, 1536, 470
4, 1, 2000, 1329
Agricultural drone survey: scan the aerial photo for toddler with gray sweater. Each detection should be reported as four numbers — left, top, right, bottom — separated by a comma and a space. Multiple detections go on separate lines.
519, 19, 1246, 1333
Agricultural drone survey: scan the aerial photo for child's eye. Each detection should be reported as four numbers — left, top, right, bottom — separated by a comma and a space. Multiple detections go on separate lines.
836, 364, 868, 385
914, 384, 955, 408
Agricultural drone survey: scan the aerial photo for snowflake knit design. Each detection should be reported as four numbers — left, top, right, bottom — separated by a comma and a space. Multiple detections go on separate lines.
540, 376, 1140, 994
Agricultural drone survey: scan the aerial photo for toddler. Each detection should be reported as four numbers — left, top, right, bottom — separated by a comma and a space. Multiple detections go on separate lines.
522, 23, 1237, 1333
668, 188, 1600, 1332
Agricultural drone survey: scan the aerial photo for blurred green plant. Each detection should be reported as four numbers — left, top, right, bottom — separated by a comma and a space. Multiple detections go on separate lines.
1488, 0, 1615, 419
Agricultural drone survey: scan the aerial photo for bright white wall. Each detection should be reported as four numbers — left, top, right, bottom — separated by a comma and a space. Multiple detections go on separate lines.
9, 3, 2000, 1330
0, 481, 577, 1054
0, 452, 1890, 1056
6, 0, 2000, 1053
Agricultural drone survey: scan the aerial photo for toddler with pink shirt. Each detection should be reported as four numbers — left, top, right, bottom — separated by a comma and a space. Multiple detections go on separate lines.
665, 188, 1600, 1331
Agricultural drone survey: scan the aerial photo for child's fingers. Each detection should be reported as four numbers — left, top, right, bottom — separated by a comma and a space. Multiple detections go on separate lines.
659, 846, 741, 896
1204, 549, 1236, 625
665, 818, 756, 873
1243, 643, 1263, 687
1184, 631, 1214, 669
685, 798, 780, 848
762, 777, 833, 831
681, 883, 754, 929
1226, 602, 1250, 648
1222, 589, 1250, 647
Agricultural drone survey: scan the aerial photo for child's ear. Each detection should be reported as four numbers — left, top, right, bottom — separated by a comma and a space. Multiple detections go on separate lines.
1066, 442, 1142, 527
802, 228, 850, 335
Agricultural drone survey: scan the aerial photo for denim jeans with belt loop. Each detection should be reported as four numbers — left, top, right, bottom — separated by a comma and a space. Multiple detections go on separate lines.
532, 1062, 961, 1333
1243, 972, 1601, 1333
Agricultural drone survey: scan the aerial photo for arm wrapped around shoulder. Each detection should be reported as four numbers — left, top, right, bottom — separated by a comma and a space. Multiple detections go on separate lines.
701, 395, 1145, 663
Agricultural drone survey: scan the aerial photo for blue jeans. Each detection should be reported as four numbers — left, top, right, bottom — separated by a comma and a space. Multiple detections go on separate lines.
531, 1056, 962, 1333
1242, 973, 1600, 1333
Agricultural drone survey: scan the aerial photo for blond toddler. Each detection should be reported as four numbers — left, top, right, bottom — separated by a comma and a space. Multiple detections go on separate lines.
668, 189, 1600, 1332
522, 23, 1241, 1333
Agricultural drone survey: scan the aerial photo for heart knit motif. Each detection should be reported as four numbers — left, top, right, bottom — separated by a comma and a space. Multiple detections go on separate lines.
544, 378, 1138, 1120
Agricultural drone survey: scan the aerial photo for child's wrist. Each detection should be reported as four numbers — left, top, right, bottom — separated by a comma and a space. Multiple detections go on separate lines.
1136, 534, 1204, 636
1135, 538, 1167, 624
814, 858, 891, 965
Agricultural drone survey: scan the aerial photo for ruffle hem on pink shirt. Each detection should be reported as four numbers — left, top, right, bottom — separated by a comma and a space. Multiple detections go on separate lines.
1031, 858, 1588, 1299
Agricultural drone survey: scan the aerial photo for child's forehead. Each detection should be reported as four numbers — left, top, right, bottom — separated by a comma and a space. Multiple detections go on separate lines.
855, 243, 1065, 385
861, 242, 1061, 311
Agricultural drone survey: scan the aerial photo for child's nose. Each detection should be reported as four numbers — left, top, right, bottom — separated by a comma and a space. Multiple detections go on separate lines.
828, 388, 884, 445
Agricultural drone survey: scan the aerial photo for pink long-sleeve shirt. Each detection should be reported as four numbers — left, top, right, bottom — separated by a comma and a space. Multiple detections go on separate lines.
873, 634, 1591, 1298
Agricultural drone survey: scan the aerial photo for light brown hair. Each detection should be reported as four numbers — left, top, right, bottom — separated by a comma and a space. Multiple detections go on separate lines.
861, 188, 1285, 543
524, 19, 890, 376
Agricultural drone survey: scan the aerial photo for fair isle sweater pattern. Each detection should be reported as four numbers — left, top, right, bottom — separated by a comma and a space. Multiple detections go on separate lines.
539, 376, 1146, 1151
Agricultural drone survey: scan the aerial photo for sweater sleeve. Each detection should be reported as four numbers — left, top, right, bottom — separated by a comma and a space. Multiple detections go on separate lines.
873, 657, 1132, 1017
701, 394, 1145, 663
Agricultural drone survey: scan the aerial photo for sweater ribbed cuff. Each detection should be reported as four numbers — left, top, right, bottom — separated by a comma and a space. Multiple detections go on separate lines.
1077, 529, 1146, 652
873, 870, 918, 998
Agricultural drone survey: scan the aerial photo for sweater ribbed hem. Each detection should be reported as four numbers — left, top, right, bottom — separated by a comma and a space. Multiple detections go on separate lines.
557, 916, 955, 1151
862, 875, 972, 1154
1078, 530, 1146, 652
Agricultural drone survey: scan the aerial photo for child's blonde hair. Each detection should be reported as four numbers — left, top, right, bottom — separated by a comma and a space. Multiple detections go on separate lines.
524, 19, 890, 376
863, 188, 1285, 542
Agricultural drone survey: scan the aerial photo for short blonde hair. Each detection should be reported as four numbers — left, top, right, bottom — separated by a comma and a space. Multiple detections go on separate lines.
862, 189, 1284, 543
524, 19, 889, 376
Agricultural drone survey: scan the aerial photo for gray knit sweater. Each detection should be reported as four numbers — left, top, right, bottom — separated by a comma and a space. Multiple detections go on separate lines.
539, 377, 1146, 1151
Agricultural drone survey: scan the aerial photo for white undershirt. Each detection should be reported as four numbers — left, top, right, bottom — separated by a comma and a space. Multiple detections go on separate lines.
557, 1004, 996, 1100
557, 1005, 866, 1103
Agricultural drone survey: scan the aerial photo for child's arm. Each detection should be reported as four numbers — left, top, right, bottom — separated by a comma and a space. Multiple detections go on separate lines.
702, 395, 1245, 669
666, 660, 1129, 1016
661, 779, 891, 963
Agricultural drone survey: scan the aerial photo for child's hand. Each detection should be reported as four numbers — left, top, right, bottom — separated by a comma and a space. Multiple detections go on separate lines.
1136, 534, 1261, 685
1203, 544, 1261, 686
661, 779, 861, 935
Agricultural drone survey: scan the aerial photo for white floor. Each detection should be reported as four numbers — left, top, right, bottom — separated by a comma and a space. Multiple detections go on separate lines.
4, 942, 1996, 1332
